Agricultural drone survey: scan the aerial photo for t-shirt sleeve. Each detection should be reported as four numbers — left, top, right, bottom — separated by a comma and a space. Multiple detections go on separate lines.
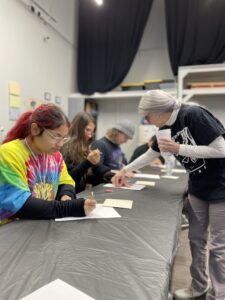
0, 146, 31, 221
59, 160, 75, 187
184, 107, 225, 145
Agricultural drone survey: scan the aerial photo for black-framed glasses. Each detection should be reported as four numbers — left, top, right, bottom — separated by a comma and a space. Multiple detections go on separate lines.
44, 129, 70, 144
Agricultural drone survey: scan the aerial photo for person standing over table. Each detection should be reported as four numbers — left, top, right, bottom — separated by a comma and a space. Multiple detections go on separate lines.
0, 104, 96, 225
112, 89, 225, 300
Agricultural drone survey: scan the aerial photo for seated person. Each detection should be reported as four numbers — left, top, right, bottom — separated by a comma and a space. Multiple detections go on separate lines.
91, 120, 135, 184
61, 112, 103, 193
0, 104, 96, 225
129, 135, 165, 165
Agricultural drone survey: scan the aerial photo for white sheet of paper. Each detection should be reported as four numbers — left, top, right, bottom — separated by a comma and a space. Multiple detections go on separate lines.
103, 199, 133, 209
161, 175, 179, 179
55, 204, 121, 222
161, 168, 186, 174
21, 279, 95, 300
135, 180, 155, 186
104, 183, 145, 191
133, 173, 160, 179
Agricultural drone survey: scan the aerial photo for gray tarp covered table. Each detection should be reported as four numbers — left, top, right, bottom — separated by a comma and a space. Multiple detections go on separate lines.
0, 168, 187, 300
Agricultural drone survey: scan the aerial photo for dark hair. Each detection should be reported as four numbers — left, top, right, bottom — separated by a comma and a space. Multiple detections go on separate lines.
3, 104, 70, 144
61, 112, 96, 163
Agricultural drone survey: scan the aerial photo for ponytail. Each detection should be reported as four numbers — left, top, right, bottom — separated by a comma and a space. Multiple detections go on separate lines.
3, 103, 70, 144
3, 111, 32, 143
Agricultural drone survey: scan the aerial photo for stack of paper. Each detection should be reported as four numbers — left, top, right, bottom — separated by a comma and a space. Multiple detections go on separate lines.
104, 183, 145, 191
161, 175, 179, 179
135, 181, 155, 186
161, 168, 186, 174
133, 173, 160, 179
103, 199, 133, 209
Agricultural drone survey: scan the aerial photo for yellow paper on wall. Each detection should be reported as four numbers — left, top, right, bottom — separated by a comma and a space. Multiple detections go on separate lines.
8, 81, 21, 96
9, 95, 21, 107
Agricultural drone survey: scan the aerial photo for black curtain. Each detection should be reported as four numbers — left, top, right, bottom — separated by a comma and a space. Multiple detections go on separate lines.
165, 0, 225, 75
77, 0, 153, 95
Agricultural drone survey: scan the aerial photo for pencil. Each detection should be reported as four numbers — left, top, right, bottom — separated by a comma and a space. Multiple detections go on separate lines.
90, 191, 97, 204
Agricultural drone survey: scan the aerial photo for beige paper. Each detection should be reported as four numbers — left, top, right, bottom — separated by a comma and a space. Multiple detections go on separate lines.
103, 199, 133, 209
135, 180, 155, 186
161, 175, 179, 179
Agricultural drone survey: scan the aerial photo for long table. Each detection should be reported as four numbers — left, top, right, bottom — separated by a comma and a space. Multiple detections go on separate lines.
0, 168, 187, 300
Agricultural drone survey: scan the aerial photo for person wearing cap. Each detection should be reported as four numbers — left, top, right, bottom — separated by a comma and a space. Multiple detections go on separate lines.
90, 120, 135, 185
112, 89, 225, 300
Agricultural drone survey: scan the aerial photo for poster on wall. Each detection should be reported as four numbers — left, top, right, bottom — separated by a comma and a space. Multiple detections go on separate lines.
8, 81, 21, 121
8, 81, 21, 96
9, 107, 21, 121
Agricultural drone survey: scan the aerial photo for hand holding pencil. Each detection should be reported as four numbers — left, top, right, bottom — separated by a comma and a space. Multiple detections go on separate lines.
84, 191, 97, 216
87, 149, 101, 165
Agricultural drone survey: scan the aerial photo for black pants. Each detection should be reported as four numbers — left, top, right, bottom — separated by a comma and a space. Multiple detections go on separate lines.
14, 196, 85, 220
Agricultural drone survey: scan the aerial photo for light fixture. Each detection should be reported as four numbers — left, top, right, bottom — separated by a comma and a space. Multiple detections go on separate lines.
95, 0, 103, 6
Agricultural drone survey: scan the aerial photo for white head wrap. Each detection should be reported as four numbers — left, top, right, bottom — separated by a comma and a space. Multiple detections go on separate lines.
138, 90, 181, 115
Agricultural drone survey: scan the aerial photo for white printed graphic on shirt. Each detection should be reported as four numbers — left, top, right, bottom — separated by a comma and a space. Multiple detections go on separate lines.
173, 127, 206, 174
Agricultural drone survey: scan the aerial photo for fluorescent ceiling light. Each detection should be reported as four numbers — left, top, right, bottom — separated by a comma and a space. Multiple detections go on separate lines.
95, 0, 103, 6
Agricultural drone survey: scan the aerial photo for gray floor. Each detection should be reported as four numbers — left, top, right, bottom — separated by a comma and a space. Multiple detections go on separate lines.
170, 228, 206, 300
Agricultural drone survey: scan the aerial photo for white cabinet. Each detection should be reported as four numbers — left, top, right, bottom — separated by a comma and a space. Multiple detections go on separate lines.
178, 63, 225, 102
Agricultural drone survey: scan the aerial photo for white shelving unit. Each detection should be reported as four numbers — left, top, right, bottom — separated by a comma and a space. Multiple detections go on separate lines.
69, 89, 177, 100
178, 63, 225, 102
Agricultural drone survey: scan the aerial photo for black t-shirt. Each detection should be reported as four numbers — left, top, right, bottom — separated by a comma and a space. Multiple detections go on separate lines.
152, 104, 225, 202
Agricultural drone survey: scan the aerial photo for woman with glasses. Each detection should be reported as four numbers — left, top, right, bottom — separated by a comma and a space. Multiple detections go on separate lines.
0, 104, 96, 225
61, 112, 103, 193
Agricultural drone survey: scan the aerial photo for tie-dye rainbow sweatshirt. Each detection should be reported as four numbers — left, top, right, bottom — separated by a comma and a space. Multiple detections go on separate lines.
0, 139, 75, 225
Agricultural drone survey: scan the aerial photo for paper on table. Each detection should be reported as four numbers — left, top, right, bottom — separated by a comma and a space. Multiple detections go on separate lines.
161, 175, 179, 179
161, 168, 186, 174
20, 279, 95, 300
103, 199, 133, 209
133, 173, 160, 179
135, 180, 155, 186
55, 204, 121, 222
104, 183, 145, 191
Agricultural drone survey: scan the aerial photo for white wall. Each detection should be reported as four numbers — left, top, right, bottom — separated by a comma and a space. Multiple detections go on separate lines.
0, 0, 77, 132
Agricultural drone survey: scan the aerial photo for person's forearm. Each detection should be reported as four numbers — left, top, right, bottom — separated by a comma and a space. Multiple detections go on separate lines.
124, 148, 160, 172
179, 136, 225, 158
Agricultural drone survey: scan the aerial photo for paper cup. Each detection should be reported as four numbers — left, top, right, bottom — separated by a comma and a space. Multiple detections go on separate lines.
156, 129, 171, 141
156, 129, 171, 156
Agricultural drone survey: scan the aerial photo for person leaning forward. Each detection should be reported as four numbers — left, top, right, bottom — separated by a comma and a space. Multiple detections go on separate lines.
112, 89, 225, 300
